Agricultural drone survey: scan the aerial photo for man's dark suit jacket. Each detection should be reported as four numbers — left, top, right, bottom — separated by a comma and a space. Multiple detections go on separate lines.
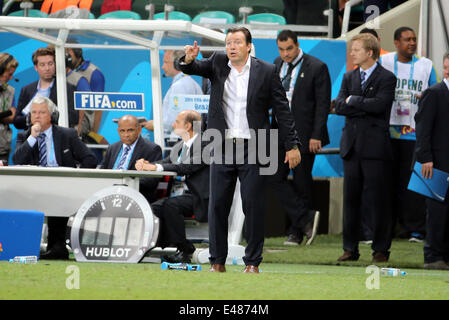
180, 52, 300, 153
273, 53, 331, 154
415, 81, 449, 173
334, 63, 396, 160
101, 136, 162, 202
13, 80, 78, 130
156, 138, 210, 222
13, 125, 97, 168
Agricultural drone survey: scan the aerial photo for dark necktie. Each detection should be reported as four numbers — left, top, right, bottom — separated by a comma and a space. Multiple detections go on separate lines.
117, 145, 131, 169
37, 133, 47, 167
361, 70, 367, 89
282, 63, 294, 91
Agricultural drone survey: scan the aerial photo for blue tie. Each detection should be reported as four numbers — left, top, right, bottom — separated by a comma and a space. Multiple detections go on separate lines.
177, 144, 188, 163
360, 70, 367, 89
37, 133, 47, 167
117, 145, 131, 169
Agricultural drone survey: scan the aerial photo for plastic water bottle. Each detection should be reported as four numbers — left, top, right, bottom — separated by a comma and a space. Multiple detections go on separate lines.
380, 267, 406, 276
9, 256, 38, 264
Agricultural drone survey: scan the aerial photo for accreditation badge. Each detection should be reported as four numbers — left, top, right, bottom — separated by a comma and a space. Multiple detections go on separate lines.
390, 91, 413, 126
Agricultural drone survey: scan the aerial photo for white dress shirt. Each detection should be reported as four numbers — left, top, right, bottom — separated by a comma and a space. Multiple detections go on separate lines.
223, 57, 252, 139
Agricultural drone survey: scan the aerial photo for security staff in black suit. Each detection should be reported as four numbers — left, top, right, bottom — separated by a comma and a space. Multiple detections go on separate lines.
13, 47, 78, 130
100, 115, 162, 203
13, 96, 97, 259
180, 27, 301, 273
415, 52, 449, 270
271, 29, 330, 246
136, 110, 209, 263
334, 33, 396, 263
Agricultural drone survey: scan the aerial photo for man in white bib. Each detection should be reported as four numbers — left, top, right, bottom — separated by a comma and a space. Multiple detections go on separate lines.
380, 26, 438, 242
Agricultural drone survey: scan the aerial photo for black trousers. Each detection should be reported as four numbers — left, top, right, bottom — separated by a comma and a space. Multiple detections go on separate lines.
208, 139, 265, 266
424, 198, 449, 263
391, 139, 426, 237
151, 194, 194, 250
47, 217, 69, 250
342, 152, 392, 254
269, 151, 315, 237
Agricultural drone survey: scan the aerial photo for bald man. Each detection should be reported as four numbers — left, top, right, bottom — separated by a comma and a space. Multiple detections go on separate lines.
136, 110, 210, 263
101, 115, 162, 203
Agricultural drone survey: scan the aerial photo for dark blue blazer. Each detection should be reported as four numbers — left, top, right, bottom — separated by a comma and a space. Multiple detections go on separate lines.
101, 136, 163, 202
12, 125, 97, 168
335, 63, 396, 160
180, 52, 300, 154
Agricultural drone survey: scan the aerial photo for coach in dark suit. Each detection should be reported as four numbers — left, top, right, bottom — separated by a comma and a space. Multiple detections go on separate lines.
101, 115, 162, 203
334, 33, 396, 263
180, 27, 301, 273
271, 30, 330, 246
136, 110, 209, 263
13, 96, 97, 259
415, 52, 449, 270
13, 47, 78, 130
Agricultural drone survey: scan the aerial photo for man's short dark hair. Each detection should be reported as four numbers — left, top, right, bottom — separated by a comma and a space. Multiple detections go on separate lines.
394, 26, 415, 41
277, 30, 298, 44
227, 27, 252, 45
360, 28, 379, 39
32, 47, 55, 65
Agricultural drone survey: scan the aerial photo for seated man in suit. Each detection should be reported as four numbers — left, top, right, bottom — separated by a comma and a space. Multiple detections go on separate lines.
13, 96, 97, 259
13, 47, 78, 130
100, 115, 162, 203
135, 110, 209, 263
334, 33, 396, 263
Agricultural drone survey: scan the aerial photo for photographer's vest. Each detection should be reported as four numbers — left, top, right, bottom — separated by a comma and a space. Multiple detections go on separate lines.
381, 52, 433, 138
67, 67, 96, 137
0, 84, 14, 155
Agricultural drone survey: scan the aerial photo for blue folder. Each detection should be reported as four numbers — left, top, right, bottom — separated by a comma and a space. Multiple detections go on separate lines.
407, 162, 449, 202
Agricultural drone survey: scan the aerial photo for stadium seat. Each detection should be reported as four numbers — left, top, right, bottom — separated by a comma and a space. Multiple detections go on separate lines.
192, 11, 235, 24
8, 9, 49, 18
88, 12, 95, 19
246, 13, 286, 25
98, 10, 141, 20
153, 11, 191, 21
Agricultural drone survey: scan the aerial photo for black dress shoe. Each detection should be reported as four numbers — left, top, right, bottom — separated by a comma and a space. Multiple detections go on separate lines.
40, 246, 69, 260
162, 251, 192, 263
337, 251, 360, 262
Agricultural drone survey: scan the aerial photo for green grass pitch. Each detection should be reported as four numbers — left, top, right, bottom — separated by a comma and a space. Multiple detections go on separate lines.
1, 235, 449, 300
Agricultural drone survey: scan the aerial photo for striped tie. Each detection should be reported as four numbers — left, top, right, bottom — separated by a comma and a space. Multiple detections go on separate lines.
37, 133, 47, 167
117, 145, 131, 169
360, 70, 367, 89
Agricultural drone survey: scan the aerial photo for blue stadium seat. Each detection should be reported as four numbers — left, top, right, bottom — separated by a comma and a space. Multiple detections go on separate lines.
98, 10, 141, 20
154, 11, 191, 21
246, 13, 286, 25
8, 9, 49, 18
192, 11, 235, 24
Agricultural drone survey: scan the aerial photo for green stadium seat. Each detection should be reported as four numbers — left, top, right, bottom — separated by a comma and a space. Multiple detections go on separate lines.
8, 9, 49, 18
192, 11, 235, 24
88, 12, 95, 19
154, 11, 191, 21
98, 10, 141, 20
246, 13, 286, 25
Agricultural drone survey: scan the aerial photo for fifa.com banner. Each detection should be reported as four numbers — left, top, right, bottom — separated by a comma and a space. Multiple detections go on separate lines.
74, 92, 145, 111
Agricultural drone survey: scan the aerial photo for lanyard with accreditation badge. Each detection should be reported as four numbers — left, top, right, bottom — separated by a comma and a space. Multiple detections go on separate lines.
392, 53, 418, 118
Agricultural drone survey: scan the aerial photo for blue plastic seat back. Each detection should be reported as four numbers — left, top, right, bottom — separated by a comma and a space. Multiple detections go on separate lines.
192, 11, 235, 24
154, 11, 191, 21
98, 10, 141, 20
8, 9, 49, 18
